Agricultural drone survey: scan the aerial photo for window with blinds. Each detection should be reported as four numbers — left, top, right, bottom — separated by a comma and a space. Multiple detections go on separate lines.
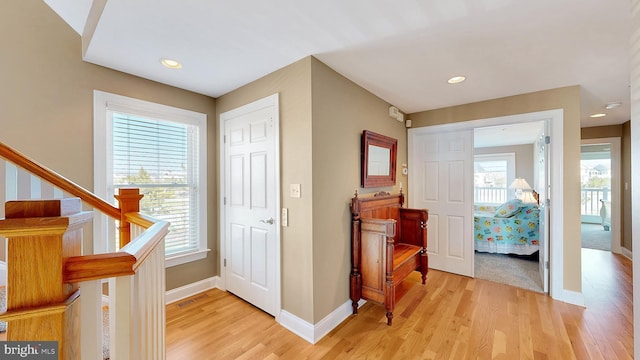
93, 90, 208, 267
112, 113, 199, 256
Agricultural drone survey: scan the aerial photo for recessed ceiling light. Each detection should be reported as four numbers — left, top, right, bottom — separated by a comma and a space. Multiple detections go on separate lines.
447, 76, 466, 84
604, 102, 622, 110
589, 113, 606, 118
161, 58, 182, 69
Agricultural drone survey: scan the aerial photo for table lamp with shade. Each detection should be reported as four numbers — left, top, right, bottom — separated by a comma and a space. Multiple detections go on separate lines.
520, 190, 538, 204
509, 178, 531, 200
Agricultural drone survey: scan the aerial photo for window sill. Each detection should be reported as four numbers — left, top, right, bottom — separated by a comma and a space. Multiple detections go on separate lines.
166, 249, 211, 268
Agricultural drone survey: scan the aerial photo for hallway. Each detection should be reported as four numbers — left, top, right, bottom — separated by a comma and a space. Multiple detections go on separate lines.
581, 248, 633, 357
166, 248, 633, 359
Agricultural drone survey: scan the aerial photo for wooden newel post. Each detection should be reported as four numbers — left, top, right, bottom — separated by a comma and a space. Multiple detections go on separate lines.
115, 188, 143, 248
0, 198, 93, 359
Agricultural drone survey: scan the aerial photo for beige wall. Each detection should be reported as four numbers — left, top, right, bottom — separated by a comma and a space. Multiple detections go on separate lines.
1, 0, 217, 290
215, 58, 315, 322
581, 123, 632, 251
475, 144, 534, 189
310, 58, 407, 321
215, 57, 407, 323
409, 86, 583, 293
581, 125, 623, 138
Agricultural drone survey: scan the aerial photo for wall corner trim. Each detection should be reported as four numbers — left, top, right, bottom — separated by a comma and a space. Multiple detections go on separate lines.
556, 289, 585, 307
165, 276, 220, 304
278, 299, 366, 344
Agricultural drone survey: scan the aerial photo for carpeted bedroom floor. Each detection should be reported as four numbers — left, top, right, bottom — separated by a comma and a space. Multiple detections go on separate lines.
474, 252, 543, 292
475, 223, 611, 292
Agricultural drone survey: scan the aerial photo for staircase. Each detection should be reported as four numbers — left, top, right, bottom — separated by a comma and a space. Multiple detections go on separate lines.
0, 141, 169, 359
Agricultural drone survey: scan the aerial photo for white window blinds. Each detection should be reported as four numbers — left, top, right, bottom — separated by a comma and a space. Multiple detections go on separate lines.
112, 113, 200, 256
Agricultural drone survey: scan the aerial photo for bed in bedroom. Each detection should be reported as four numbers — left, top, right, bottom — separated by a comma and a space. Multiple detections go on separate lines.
474, 199, 540, 256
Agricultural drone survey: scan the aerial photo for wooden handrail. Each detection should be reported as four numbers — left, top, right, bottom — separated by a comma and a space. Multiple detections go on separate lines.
64, 252, 137, 283
125, 212, 157, 229
63, 214, 169, 283
121, 215, 169, 272
0, 141, 120, 219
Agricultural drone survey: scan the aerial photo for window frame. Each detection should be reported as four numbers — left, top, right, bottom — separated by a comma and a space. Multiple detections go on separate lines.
93, 90, 209, 267
473, 153, 516, 204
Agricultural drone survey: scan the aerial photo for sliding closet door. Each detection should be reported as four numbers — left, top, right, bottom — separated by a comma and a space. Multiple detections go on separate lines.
409, 129, 474, 277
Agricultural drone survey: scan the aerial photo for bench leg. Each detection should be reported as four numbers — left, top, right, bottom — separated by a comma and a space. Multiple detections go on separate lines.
385, 281, 395, 326
420, 249, 429, 284
350, 272, 361, 314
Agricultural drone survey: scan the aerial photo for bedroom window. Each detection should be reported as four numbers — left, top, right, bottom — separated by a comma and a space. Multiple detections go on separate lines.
93, 91, 208, 267
474, 153, 515, 204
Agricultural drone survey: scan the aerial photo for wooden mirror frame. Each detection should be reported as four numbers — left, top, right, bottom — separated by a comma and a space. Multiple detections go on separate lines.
361, 130, 397, 188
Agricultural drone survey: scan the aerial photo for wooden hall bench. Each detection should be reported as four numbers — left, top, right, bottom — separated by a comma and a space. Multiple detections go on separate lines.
350, 191, 428, 325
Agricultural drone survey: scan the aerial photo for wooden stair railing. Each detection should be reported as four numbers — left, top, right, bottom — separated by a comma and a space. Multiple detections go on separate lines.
0, 141, 139, 245
0, 140, 169, 359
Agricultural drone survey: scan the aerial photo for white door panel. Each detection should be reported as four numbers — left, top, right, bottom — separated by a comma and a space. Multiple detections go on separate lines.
411, 130, 474, 277
447, 216, 465, 258
222, 96, 278, 316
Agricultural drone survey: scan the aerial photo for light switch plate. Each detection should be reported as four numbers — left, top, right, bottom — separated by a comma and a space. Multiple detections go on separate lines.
290, 184, 301, 198
281, 208, 288, 227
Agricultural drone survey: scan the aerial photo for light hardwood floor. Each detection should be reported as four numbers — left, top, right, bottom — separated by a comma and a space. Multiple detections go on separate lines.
167, 248, 632, 359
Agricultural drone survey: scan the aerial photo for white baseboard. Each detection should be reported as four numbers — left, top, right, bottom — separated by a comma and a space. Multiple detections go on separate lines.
165, 276, 220, 304
278, 299, 366, 344
312, 299, 366, 343
278, 310, 315, 344
622, 247, 632, 260
164, 278, 365, 345
559, 289, 585, 307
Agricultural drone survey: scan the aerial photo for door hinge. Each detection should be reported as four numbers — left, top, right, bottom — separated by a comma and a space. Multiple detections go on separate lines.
545, 261, 549, 270
545, 135, 551, 144
224, 258, 227, 267
224, 197, 227, 205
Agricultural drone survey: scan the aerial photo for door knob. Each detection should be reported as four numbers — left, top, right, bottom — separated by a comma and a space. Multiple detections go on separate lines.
260, 217, 275, 225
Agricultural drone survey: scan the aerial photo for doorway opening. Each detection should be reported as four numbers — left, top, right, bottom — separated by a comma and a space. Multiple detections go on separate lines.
579, 138, 621, 254
473, 121, 546, 293
408, 109, 568, 301
407, 109, 568, 305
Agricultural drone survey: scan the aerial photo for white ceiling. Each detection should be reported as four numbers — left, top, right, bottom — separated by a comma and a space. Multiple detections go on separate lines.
474, 121, 545, 148
44, 0, 631, 128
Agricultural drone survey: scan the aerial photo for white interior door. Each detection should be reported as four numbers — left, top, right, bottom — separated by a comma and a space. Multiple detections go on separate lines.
409, 129, 474, 277
221, 95, 279, 316
536, 130, 550, 293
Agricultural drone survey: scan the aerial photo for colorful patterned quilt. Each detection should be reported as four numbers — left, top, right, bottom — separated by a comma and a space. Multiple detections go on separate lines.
474, 203, 540, 255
